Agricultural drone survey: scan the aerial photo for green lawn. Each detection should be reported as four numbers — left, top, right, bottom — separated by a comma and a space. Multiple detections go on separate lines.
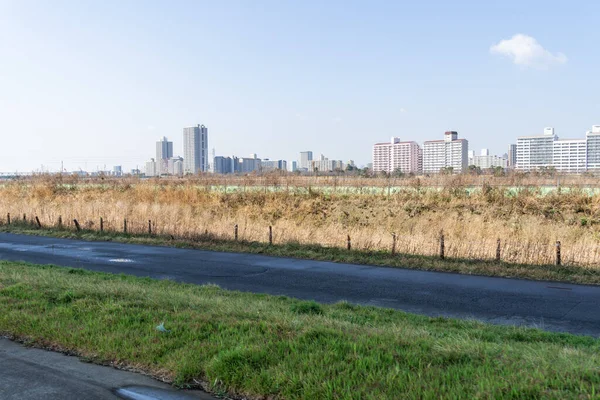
0, 261, 599, 399
2, 223, 600, 286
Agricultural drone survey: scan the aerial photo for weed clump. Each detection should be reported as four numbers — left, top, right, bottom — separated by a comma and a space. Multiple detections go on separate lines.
290, 300, 323, 315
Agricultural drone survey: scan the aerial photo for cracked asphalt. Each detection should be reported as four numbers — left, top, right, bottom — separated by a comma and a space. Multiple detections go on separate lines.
0, 232, 599, 336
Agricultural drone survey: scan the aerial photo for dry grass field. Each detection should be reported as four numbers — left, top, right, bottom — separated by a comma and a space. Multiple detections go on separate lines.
3, 174, 600, 268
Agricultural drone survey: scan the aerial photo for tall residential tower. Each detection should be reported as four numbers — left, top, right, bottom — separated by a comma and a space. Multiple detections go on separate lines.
422, 131, 468, 173
183, 124, 208, 174
372, 137, 422, 174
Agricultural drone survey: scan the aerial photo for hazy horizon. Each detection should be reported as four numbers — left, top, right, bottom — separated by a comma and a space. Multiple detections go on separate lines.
1, 0, 599, 172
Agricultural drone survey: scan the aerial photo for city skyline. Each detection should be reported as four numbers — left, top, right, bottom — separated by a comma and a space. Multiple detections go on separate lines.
2, 1, 600, 172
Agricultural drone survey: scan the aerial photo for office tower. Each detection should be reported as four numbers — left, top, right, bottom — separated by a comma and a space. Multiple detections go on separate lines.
291, 161, 298, 172
372, 137, 422, 174
183, 125, 208, 174
213, 156, 234, 174
422, 131, 468, 173
156, 137, 173, 161
238, 154, 261, 173
113, 166, 122, 177
155, 137, 173, 175
299, 151, 313, 169
508, 144, 517, 168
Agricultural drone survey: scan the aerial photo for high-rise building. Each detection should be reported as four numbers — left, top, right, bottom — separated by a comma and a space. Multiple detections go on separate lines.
156, 137, 173, 161
238, 155, 261, 173
516, 127, 556, 171
299, 151, 313, 169
183, 125, 208, 174
552, 139, 587, 173
113, 166, 122, 177
214, 156, 235, 174
586, 126, 600, 171
291, 161, 298, 172
155, 137, 173, 175
516, 126, 600, 173
508, 144, 517, 168
372, 137, 422, 174
145, 158, 157, 177
422, 131, 468, 173
167, 156, 184, 176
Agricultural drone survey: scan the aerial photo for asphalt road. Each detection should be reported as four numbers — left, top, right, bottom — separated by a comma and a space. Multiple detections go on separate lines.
0, 338, 214, 400
1, 233, 599, 336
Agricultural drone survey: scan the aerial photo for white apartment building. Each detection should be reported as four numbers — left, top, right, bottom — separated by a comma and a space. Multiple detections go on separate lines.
183, 124, 208, 174
468, 149, 508, 169
310, 154, 344, 172
167, 156, 184, 176
553, 139, 587, 173
145, 158, 157, 177
372, 137, 421, 174
422, 131, 468, 173
517, 126, 600, 172
516, 128, 556, 171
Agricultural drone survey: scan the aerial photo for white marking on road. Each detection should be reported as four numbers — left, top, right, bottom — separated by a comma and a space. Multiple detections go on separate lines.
109, 258, 134, 263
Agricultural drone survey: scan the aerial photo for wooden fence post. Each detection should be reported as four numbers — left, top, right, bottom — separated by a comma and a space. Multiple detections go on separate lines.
123, 219, 127, 234
73, 219, 81, 232
556, 241, 561, 266
100, 217, 104, 233
439, 231, 445, 260
7, 213, 10, 225
269, 226, 273, 245
148, 220, 152, 235
391, 233, 397, 256
496, 238, 501, 262
58, 215, 62, 229
234, 224, 238, 241
23, 213, 26, 223
35, 216, 42, 229
347, 235, 351, 251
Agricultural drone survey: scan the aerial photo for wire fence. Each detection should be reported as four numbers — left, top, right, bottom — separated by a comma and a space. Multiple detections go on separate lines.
3, 210, 599, 268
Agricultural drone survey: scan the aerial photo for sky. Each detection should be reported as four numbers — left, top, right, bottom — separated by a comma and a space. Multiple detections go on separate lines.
1, 0, 599, 172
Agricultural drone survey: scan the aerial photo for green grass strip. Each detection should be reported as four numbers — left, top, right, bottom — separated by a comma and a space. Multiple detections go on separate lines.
0, 261, 599, 399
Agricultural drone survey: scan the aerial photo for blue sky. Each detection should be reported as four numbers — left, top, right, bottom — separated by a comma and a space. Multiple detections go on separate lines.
1, 0, 599, 172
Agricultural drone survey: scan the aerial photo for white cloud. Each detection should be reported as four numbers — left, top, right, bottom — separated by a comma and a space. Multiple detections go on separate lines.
490, 34, 567, 69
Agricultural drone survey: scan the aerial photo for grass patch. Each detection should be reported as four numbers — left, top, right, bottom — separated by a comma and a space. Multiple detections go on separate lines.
2, 223, 600, 286
1, 261, 599, 399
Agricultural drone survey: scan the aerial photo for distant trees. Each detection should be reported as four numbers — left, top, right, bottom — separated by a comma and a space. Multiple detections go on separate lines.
392, 168, 405, 178
467, 165, 482, 175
